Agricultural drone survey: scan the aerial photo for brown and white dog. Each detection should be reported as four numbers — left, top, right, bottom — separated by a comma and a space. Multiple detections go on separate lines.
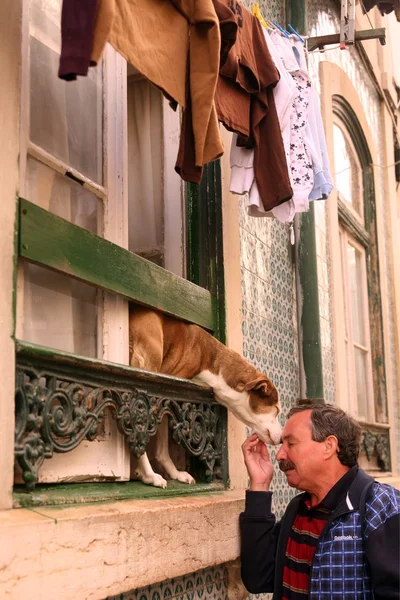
129, 306, 282, 488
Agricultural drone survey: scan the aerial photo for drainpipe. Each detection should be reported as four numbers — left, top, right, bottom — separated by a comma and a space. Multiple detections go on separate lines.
287, 0, 325, 403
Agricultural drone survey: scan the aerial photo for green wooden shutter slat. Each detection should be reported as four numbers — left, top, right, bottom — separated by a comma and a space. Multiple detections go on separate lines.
19, 198, 215, 331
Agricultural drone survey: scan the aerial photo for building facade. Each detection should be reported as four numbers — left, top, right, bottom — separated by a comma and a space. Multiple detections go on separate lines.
0, 1, 399, 599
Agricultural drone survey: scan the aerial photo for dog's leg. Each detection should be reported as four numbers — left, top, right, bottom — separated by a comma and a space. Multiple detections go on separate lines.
133, 452, 168, 489
155, 417, 195, 484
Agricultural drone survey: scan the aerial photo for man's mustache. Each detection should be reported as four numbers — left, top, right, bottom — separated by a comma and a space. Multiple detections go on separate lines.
279, 460, 295, 472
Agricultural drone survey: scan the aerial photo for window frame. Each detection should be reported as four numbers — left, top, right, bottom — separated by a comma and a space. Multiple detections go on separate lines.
14, 0, 227, 490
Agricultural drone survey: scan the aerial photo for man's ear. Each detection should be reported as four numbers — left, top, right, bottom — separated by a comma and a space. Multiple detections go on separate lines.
324, 435, 339, 459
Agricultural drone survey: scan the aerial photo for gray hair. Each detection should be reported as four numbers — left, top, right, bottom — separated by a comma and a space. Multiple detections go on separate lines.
288, 401, 362, 468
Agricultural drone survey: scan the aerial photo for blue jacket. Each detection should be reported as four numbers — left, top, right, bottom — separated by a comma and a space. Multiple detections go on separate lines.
240, 468, 400, 599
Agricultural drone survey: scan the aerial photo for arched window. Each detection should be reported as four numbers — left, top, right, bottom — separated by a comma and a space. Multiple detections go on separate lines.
333, 97, 389, 469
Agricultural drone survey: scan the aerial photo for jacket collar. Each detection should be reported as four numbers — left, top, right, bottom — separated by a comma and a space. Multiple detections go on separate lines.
302, 466, 359, 511
331, 467, 375, 518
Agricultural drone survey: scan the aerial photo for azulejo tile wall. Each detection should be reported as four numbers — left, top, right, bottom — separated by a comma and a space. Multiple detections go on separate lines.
238, 197, 300, 516
106, 566, 229, 600
238, 198, 300, 600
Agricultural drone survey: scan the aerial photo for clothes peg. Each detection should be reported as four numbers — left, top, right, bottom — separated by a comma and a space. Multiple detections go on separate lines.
271, 19, 290, 38
287, 24, 305, 44
251, 3, 269, 29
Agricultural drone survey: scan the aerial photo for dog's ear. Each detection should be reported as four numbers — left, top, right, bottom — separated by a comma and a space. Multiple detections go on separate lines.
245, 375, 275, 397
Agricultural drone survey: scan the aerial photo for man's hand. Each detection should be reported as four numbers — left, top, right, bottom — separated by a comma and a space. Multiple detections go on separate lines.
242, 433, 274, 492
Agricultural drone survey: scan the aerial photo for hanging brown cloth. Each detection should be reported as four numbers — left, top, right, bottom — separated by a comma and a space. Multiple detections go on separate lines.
174, 0, 238, 182
213, 0, 293, 212
59, 0, 224, 180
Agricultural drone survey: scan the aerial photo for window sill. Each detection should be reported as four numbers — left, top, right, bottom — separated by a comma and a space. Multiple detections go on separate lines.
13, 480, 226, 509
0, 489, 245, 599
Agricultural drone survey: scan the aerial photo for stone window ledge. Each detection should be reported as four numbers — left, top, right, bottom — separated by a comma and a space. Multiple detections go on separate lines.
0, 490, 245, 600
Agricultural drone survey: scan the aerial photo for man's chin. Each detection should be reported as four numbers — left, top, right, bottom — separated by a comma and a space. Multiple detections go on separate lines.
283, 469, 297, 486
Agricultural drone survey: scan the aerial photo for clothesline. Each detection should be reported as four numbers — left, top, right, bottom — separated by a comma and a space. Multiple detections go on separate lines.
335, 159, 400, 177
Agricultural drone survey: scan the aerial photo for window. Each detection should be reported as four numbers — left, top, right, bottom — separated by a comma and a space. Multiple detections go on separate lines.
15, 0, 225, 489
333, 96, 390, 471
339, 228, 374, 420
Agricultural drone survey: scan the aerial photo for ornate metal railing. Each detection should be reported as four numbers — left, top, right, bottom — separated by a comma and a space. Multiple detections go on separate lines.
15, 342, 228, 490
361, 426, 391, 472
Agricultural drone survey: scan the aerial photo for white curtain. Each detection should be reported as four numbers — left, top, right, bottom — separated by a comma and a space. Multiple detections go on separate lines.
127, 78, 164, 262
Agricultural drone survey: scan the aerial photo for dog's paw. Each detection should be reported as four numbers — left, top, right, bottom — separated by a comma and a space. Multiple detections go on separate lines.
175, 471, 196, 485
136, 472, 167, 488
147, 473, 168, 488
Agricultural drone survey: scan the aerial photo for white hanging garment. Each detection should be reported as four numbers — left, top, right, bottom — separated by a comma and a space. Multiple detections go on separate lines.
269, 30, 314, 219
230, 28, 333, 225
290, 37, 333, 201
229, 28, 296, 219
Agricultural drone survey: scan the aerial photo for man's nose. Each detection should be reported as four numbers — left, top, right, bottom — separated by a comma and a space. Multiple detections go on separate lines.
276, 445, 286, 461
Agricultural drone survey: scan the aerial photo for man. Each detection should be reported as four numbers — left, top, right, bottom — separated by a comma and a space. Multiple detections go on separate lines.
240, 402, 400, 599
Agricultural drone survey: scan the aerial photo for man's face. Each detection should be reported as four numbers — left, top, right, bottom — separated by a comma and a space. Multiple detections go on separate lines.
275, 410, 327, 492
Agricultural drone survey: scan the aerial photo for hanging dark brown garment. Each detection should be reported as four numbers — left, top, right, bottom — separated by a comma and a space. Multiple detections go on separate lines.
59, 0, 99, 80
213, 0, 293, 212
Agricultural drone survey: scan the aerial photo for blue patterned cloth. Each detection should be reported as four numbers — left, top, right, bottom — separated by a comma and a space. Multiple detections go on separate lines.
309, 483, 400, 599
240, 471, 400, 599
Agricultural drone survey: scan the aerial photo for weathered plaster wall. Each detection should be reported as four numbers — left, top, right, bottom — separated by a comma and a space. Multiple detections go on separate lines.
0, 0, 22, 511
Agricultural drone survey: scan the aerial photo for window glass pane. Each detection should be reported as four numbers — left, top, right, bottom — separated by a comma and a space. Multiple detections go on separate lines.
333, 123, 363, 215
127, 77, 164, 265
22, 264, 99, 358
26, 157, 102, 234
347, 243, 366, 346
354, 347, 368, 419
29, 0, 103, 183
22, 158, 101, 358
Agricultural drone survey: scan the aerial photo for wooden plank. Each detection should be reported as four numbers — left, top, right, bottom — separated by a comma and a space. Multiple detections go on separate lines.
307, 28, 386, 52
19, 198, 215, 330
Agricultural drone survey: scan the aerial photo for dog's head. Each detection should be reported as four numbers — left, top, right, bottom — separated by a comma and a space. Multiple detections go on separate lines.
235, 374, 281, 445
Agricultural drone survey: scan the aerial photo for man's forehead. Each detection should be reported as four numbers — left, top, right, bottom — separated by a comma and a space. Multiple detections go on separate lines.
282, 410, 313, 437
